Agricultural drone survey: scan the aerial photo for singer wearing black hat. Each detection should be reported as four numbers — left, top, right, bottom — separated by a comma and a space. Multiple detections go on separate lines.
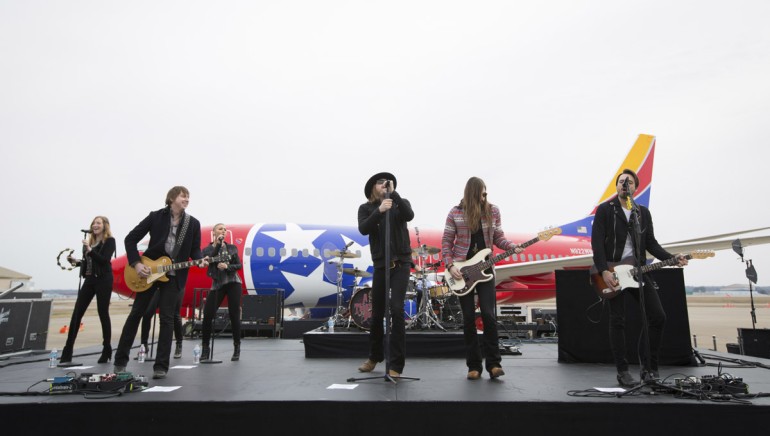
357, 172, 414, 377
200, 223, 243, 361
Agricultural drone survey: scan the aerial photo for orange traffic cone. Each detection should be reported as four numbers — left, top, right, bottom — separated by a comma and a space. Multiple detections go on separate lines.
59, 325, 68, 334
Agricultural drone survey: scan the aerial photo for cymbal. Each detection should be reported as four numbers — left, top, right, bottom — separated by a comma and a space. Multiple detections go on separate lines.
329, 250, 360, 259
343, 268, 372, 278
412, 245, 440, 256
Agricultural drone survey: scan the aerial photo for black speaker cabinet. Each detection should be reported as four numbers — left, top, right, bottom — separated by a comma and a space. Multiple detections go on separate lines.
242, 294, 278, 322
738, 328, 770, 358
556, 269, 696, 366
0, 299, 52, 354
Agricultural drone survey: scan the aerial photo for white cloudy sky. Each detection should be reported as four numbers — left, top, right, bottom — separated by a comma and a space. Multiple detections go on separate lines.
2, 0, 769, 290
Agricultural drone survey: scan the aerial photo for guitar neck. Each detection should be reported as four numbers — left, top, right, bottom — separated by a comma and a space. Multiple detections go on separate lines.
637, 254, 691, 275
481, 235, 540, 270
157, 254, 225, 274
159, 259, 203, 273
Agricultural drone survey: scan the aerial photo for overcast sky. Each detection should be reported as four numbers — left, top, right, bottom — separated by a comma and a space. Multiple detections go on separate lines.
2, 1, 769, 291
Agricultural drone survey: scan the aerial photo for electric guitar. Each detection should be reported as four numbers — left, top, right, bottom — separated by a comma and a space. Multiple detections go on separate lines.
124, 253, 229, 293
590, 250, 714, 300
444, 227, 562, 297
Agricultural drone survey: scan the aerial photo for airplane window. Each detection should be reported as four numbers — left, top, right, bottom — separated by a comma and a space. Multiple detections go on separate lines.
313, 249, 320, 257
256, 247, 264, 257
268, 247, 276, 257
528, 254, 534, 262
302, 249, 309, 257
291, 248, 298, 257
280, 248, 286, 257
535, 254, 541, 261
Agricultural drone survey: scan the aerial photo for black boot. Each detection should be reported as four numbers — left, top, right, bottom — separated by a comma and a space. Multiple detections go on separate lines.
201, 344, 210, 361
97, 345, 112, 363
174, 341, 183, 359
231, 342, 240, 361
60, 345, 73, 364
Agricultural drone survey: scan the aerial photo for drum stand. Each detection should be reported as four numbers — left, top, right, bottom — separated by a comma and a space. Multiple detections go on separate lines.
407, 274, 445, 331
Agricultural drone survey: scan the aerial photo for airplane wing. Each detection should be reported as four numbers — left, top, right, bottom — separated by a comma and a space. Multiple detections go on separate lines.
493, 232, 770, 285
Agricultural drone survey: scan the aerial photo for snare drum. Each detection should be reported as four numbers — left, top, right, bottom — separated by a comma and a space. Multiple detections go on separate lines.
429, 285, 451, 299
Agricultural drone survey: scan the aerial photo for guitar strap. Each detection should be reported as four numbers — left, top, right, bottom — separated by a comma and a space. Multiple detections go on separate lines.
170, 213, 191, 261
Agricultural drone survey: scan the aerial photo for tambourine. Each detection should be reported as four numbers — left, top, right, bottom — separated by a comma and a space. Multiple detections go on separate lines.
57, 248, 76, 271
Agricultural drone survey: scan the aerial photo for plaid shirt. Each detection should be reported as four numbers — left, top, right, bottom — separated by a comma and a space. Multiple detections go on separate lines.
441, 204, 515, 267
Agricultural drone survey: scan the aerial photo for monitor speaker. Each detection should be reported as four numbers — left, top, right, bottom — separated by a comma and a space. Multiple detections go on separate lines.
738, 328, 770, 358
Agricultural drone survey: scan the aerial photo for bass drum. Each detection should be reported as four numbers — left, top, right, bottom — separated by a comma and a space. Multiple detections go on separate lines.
349, 286, 418, 331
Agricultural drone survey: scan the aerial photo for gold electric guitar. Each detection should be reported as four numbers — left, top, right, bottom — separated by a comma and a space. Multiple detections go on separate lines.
124, 253, 228, 293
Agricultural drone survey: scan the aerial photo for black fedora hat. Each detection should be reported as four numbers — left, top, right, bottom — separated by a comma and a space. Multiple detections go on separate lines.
364, 172, 397, 198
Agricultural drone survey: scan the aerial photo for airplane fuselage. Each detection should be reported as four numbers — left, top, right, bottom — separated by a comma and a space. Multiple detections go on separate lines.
111, 222, 592, 315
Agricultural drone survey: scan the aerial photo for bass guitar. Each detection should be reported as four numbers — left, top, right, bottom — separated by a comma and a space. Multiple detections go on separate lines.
124, 253, 229, 293
444, 227, 562, 297
590, 250, 714, 300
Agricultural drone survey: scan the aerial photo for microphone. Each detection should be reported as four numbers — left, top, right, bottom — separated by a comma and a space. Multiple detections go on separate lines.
81, 229, 93, 234
622, 178, 630, 191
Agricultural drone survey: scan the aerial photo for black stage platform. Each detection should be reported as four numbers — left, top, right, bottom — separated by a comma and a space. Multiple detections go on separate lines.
1, 336, 769, 435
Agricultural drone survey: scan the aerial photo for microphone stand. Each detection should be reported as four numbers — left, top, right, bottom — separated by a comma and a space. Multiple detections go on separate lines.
617, 194, 668, 396
348, 182, 418, 384
202, 240, 226, 364
58, 229, 91, 367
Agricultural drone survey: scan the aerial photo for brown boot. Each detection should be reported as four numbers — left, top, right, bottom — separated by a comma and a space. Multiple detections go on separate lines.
358, 359, 377, 372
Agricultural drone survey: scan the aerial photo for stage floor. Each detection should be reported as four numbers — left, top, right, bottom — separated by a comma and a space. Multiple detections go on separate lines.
1, 336, 769, 434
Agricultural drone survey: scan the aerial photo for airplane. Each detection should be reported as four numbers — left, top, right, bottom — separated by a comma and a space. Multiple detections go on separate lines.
110, 134, 770, 320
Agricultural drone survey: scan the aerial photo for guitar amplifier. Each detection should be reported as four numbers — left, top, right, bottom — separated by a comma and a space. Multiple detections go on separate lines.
242, 294, 279, 323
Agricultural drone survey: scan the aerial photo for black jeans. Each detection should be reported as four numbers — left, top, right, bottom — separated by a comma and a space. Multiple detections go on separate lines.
458, 279, 501, 373
368, 262, 410, 373
608, 279, 666, 372
115, 277, 182, 372
140, 288, 183, 347
64, 275, 113, 352
202, 282, 242, 346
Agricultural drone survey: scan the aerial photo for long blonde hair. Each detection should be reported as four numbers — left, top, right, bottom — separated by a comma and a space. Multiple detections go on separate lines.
88, 216, 113, 245
459, 177, 491, 233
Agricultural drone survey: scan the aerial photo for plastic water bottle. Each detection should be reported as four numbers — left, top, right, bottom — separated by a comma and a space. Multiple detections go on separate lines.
49, 349, 58, 368
193, 344, 201, 364
137, 344, 146, 363
327, 317, 335, 333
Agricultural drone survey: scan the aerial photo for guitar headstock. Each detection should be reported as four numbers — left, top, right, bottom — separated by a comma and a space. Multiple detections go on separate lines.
689, 250, 715, 260
537, 227, 562, 242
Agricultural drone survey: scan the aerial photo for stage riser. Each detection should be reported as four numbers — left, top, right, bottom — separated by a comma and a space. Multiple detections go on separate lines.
303, 331, 466, 358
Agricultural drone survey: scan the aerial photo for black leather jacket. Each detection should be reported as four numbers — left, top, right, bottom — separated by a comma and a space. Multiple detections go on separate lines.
591, 196, 672, 274
358, 191, 414, 268
75, 237, 116, 280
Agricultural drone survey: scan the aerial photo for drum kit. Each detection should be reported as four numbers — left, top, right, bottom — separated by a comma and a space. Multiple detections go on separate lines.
404, 245, 463, 331
327, 231, 462, 331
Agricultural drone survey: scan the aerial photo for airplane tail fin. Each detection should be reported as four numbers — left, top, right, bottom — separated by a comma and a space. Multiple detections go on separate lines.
558, 134, 657, 238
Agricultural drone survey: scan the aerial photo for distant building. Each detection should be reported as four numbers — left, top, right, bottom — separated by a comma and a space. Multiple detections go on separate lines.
0, 266, 32, 290
713, 283, 767, 297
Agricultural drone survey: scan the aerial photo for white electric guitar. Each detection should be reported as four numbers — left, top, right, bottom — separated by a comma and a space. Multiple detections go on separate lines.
444, 228, 562, 297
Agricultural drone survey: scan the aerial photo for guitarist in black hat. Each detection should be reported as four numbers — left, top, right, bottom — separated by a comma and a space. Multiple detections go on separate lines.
356, 172, 414, 378
591, 169, 687, 387
114, 186, 207, 379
